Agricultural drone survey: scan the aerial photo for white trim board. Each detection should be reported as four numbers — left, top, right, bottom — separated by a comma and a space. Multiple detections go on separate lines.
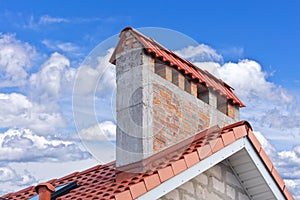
137, 137, 285, 200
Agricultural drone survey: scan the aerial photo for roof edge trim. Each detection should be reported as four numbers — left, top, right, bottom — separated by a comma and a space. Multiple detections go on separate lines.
136, 138, 246, 200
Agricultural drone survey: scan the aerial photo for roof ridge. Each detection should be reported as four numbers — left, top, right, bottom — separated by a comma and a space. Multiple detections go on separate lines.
109, 27, 245, 107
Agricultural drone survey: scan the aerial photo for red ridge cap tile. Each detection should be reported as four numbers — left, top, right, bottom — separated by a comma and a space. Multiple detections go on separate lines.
48, 178, 57, 184
259, 149, 273, 172
115, 190, 133, 200
247, 130, 262, 153
171, 159, 187, 175
143, 174, 161, 191
184, 151, 200, 168
209, 137, 224, 153
271, 168, 285, 190
197, 143, 212, 160
129, 181, 147, 199
16, 186, 34, 194
1, 193, 13, 198
283, 185, 295, 200
78, 164, 101, 175
222, 120, 252, 131
232, 125, 247, 139
56, 172, 79, 182
221, 130, 236, 146
158, 166, 174, 182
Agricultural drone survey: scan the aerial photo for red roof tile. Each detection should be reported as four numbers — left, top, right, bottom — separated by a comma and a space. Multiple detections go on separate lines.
1, 121, 293, 200
157, 166, 174, 182
109, 27, 245, 107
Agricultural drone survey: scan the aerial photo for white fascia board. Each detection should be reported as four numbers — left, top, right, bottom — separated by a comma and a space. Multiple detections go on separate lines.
137, 137, 285, 200
137, 138, 246, 200
243, 139, 285, 200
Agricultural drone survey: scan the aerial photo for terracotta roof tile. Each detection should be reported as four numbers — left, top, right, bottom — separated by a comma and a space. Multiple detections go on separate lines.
1, 121, 293, 199
247, 130, 262, 153
171, 158, 187, 175
129, 181, 147, 199
115, 190, 132, 200
271, 168, 285, 190
209, 137, 224, 153
184, 151, 200, 168
283, 185, 295, 200
197, 143, 212, 160
143, 174, 161, 191
109, 27, 245, 107
157, 166, 174, 182
232, 124, 248, 139
221, 130, 236, 146
259, 148, 274, 172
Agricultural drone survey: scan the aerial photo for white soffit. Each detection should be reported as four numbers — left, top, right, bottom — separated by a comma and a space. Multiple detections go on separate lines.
137, 137, 285, 200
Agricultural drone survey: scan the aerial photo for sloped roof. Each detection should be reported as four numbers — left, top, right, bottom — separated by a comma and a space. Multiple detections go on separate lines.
109, 27, 245, 107
1, 121, 293, 200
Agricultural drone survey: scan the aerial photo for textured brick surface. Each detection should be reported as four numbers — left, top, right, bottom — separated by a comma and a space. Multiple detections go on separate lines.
152, 80, 235, 151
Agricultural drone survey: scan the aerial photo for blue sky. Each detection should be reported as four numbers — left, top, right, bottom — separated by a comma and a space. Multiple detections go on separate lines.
0, 0, 300, 198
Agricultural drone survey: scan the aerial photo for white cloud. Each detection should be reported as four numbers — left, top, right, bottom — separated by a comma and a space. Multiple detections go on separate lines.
0, 93, 64, 133
219, 46, 244, 58
39, 15, 69, 24
175, 44, 223, 63
0, 128, 90, 162
194, 61, 222, 77
30, 52, 76, 102
0, 166, 16, 182
0, 165, 37, 194
218, 60, 293, 103
79, 121, 116, 141
0, 33, 36, 87
42, 40, 81, 57
74, 48, 115, 97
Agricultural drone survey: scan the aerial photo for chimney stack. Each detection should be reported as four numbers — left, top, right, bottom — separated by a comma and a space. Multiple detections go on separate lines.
109, 27, 244, 170
34, 183, 55, 200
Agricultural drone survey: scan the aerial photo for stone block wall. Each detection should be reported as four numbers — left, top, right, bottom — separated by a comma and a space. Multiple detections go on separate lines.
160, 162, 250, 200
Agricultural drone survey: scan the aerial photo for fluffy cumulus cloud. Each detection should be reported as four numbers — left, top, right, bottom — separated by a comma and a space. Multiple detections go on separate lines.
74, 48, 115, 97
0, 93, 64, 133
218, 60, 293, 103
0, 33, 37, 87
0, 165, 36, 185
0, 164, 36, 194
0, 33, 93, 195
188, 49, 299, 144
0, 128, 90, 162
30, 52, 76, 102
79, 121, 116, 141
175, 44, 223, 63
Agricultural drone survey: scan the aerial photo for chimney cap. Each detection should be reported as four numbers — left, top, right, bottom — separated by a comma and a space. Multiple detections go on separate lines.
34, 183, 55, 194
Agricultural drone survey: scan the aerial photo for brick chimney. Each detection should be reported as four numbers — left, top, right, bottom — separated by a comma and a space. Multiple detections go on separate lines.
109, 27, 244, 169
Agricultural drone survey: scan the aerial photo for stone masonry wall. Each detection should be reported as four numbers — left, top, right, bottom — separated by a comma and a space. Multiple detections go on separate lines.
159, 162, 250, 200
152, 74, 236, 152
